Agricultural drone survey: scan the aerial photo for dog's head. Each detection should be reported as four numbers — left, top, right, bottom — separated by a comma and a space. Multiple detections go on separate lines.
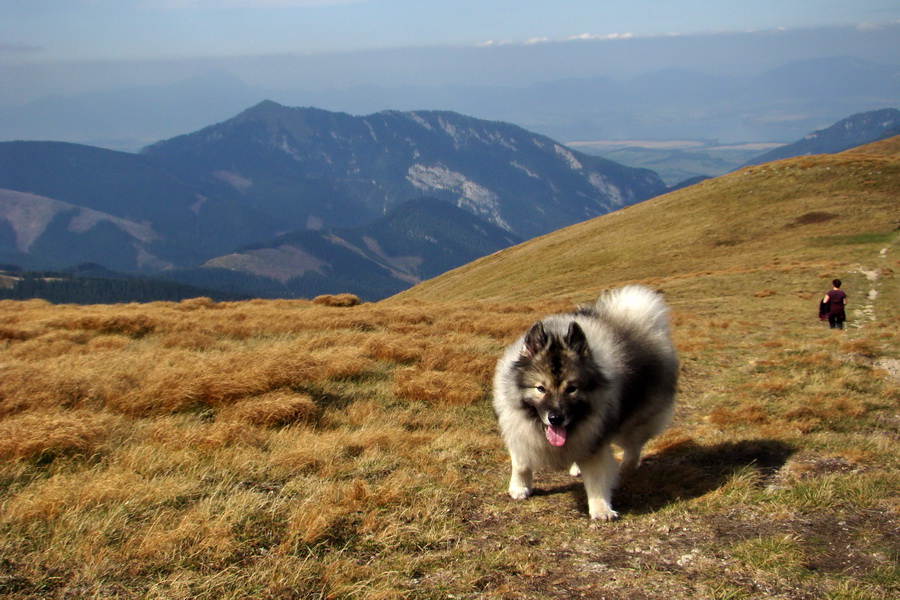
514, 320, 605, 447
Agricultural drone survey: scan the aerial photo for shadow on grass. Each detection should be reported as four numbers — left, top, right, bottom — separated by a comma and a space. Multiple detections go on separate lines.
532, 438, 796, 516
617, 438, 796, 515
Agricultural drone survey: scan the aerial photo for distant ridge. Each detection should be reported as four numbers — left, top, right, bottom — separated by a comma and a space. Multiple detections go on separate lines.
744, 108, 900, 166
0, 264, 248, 304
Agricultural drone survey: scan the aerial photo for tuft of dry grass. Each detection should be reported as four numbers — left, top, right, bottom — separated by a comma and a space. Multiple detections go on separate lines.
0, 409, 122, 462
392, 367, 484, 406
218, 391, 318, 428
312, 293, 362, 307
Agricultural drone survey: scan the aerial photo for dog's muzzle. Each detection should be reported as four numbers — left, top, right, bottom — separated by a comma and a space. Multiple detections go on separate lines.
545, 412, 568, 447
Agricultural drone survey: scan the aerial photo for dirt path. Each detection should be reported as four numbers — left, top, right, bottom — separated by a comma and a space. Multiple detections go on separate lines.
850, 239, 895, 327
875, 357, 900, 382
855, 238, 899, 381
851, 265, 881, 326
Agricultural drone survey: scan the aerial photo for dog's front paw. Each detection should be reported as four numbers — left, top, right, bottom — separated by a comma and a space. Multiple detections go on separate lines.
589, 507, 619, 522
508, 486, 533, 500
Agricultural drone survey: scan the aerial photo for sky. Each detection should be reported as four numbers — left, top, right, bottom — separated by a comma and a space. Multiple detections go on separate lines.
0, 0, 898, 147
2, 0, 899, 64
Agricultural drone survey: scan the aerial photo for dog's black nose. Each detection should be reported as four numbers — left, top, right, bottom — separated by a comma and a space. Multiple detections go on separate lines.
548, 413, 566, 426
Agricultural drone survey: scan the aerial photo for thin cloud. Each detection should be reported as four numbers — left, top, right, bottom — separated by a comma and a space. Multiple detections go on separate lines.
476, 39, 515, 48
567, 32, 635, 41
152, 0, 367, 7
0, 42, 44, 54
478, 32, 639, 48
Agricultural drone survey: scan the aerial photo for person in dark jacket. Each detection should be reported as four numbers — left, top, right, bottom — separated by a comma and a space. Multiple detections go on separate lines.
822, 279, 847, 330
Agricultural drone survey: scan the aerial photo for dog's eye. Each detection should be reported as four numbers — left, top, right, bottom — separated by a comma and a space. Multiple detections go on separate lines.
565, 385, 578, 394
535, 385, 547, 394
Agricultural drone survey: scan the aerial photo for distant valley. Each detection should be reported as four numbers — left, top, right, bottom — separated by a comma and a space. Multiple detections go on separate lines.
576, 108, 900, 185
571, 141, 781, 186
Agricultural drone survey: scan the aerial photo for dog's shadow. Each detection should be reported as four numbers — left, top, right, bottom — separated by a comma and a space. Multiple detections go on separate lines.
536, 438, 795, 516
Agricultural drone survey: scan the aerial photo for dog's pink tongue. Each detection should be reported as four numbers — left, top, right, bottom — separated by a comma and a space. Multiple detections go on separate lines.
546, 425, 567, 447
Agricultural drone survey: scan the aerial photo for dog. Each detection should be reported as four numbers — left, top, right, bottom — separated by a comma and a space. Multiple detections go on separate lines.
492, 285, 678, 520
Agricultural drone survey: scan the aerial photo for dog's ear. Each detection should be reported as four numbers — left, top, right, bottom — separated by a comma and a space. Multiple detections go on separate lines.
522, 321, 548, 358
565, 321, 589, 356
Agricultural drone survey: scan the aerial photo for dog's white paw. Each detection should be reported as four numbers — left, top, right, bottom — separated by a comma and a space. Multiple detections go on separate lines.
569, 463, 581, 477
589, 508, 619, 522
508, 486, 533, 500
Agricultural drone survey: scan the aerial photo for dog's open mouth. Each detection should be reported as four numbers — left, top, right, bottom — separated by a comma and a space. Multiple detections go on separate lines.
545, 424, 567, 447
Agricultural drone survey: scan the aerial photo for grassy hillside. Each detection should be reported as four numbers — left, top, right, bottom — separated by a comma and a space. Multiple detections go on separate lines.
0, 139, 898, 599
395, 137, 900, 313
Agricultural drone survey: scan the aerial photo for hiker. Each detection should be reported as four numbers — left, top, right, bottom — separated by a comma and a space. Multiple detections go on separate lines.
821, 279, 847, 330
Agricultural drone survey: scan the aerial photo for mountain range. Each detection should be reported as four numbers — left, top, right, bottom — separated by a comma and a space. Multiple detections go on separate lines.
142, 101, 665, 239
0, 103, 665, 300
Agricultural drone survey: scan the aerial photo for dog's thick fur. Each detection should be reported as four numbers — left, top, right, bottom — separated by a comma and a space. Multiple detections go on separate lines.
492, 285, 678, 520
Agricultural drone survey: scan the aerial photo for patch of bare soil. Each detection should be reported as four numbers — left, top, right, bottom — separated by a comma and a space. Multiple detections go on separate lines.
875, 358, 900, 382
460, 439, 805, 599
467, 494, 899, 600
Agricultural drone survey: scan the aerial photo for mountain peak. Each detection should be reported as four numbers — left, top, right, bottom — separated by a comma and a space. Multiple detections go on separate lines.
144, 104, 667, 239
244, 99, 285, 114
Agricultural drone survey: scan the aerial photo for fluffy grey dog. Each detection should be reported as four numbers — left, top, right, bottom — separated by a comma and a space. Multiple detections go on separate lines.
493, 285, 678, 520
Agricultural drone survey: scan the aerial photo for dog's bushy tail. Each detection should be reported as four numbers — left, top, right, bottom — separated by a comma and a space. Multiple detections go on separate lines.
594, 285, 671, 334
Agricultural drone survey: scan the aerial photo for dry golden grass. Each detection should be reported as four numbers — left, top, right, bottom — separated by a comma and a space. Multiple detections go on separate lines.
1, 139, 898, 599
218, 391, 318, 428
312, 294, 362, 307
0, 299, 897, 600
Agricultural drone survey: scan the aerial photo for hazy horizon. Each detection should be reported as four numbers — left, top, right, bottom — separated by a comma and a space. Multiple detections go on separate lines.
2, 0, 898, 105
1, 2, 898, 148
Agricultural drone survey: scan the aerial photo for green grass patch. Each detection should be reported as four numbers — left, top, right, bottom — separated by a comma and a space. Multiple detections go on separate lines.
809, 231, 898, 247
